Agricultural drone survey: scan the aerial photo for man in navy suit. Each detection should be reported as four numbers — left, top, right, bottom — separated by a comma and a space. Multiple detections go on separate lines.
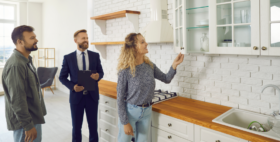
59, 29, 104, 142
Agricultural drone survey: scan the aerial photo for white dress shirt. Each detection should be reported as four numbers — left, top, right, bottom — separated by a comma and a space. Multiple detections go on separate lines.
76, 49, 89, 71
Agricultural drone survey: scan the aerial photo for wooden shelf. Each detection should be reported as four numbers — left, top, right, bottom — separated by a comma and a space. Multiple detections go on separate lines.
91, 10, 140, 20
91, 10, 140, 35
91, 41, 124, 45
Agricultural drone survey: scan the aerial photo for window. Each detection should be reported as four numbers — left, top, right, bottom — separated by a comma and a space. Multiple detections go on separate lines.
0, 2, 17, 65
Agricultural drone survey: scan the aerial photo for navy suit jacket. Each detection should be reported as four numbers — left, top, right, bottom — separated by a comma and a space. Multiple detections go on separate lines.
59, 50, 104, 104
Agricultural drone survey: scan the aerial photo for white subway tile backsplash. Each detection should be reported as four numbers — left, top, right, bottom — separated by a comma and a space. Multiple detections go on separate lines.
241, 78, 262, 86
221, 88, 239, 96
221, 101, 239, 108
249, 100, 270, 109
230, 70, 250, 78
94, 0, 280, 114
232, 83, 251, 92
239, 64, 259, 72
251, 72, 272, 80
191, 61, 205, 67
249, 58, 271, 66
229, 96, 248, 105
240, 91, 261, 100
223, 76, 240, 83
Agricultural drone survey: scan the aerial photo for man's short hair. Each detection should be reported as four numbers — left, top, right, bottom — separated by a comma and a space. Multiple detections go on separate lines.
11, 25, 34, 45
74, 29, 87, 38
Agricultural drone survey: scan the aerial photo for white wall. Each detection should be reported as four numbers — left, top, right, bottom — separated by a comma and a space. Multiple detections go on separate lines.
42, 0, 88, 94
91, 0, 280, 115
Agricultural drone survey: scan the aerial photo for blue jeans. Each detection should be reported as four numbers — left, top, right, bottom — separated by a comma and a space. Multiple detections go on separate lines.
118, 103, 152, 142
13, 124, 42, 142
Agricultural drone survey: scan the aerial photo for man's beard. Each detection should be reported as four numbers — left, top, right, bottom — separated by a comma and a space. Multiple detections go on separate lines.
24, 43, 38, 51
79, 41, 88, 49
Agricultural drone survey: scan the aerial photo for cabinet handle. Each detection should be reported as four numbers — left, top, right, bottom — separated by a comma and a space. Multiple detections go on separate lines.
216, 140, 221, 142
253, 46, 258, 50
180, 47, 184, 50
262, 46, 267, 50
168, 123, 172, 127
168, 136, 172, 139
105, 101, 109, 104
105, 110, 108, 112
105, 129, 109, 132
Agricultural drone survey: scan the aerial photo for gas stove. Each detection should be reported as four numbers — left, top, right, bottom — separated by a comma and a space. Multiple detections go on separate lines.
152, 89, 178, 104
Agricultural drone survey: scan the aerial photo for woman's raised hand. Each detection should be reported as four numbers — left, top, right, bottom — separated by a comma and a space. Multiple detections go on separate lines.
172, 53, 184, 70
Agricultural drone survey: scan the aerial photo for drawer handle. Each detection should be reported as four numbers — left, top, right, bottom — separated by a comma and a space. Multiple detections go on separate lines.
168, 123, 172, 127
105, 110, 109, 112
105, 101, 109, 104
168, 136, 172, 139
105, 129, 109, 132
262, 46, 267, 50
216, 140, 220, 142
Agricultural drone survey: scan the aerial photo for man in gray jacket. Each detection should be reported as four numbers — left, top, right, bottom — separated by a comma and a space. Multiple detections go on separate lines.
2, 25, 47, 142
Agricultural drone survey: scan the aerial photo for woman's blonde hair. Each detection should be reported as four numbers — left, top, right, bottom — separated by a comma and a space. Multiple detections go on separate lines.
117, 33, 153, 77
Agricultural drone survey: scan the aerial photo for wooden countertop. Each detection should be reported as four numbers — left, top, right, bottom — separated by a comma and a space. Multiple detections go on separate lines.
98, 80, 279, 142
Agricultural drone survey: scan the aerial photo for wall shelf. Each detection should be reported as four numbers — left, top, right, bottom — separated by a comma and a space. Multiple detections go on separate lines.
91, 10, 140, 35
91, 41, 125, 60
91, 41, 125, 45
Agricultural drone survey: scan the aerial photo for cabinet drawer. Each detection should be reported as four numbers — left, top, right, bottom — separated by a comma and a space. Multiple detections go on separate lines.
100, 110, 118, 126
100, 130, 116, 142
99, 104, 117, 117
100, 95, 117, 108
152, 127, 191, 142
100, 120, 118, 137
195, 125, 248, 142
152, 112, 194, 141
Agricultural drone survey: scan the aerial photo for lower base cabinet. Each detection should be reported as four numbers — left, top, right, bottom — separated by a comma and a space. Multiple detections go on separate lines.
194, 125, 248, 142
98, 95, 249, 142
152, 127, 192, 142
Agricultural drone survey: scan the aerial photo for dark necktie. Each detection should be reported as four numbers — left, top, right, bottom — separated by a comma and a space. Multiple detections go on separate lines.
82, 52, 86, 70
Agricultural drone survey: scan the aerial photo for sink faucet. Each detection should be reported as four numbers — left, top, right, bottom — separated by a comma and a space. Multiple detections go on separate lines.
261, 84, 280, 119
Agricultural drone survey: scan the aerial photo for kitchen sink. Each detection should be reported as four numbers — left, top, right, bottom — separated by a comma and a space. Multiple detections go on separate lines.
213, 108, 280, 141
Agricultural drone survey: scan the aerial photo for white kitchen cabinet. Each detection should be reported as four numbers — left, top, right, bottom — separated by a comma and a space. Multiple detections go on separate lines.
152, 112, 194, 141
98, 95, 118, 142
152, 127, 192, 142
173, 0, 210, 54
174, 0, 280, 55
195, 125, 248, 142
98, 95, 250, 142
209, 0, 260, 55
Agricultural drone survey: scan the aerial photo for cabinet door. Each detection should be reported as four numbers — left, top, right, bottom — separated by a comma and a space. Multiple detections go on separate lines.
152, 127, 192, 142
173, 0, 186, 54
185, 0, 210, 53
209, 0, 260, 55
260, 0, 280, 55
195, 125, 248, 142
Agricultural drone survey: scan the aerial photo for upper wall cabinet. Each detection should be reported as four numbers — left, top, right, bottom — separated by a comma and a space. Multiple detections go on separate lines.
173, 0, 210, 54
209, 0, 260, 55
174, 0, 280, 56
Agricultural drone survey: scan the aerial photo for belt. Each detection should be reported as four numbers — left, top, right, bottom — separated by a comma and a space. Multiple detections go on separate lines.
83, 90, 88, 95
137, 102, 154, 108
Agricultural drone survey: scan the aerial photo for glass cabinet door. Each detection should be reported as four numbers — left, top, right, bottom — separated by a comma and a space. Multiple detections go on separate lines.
173, 0, 185, 54
260, 0, 280, 55
185, 0, 209, 53
209, 0, 260, 55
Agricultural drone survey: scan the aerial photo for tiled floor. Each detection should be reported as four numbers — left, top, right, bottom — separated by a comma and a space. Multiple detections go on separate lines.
0, 90, 90, 142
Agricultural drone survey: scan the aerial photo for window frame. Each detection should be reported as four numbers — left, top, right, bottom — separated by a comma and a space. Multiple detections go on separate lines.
0, 1, 18, 66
